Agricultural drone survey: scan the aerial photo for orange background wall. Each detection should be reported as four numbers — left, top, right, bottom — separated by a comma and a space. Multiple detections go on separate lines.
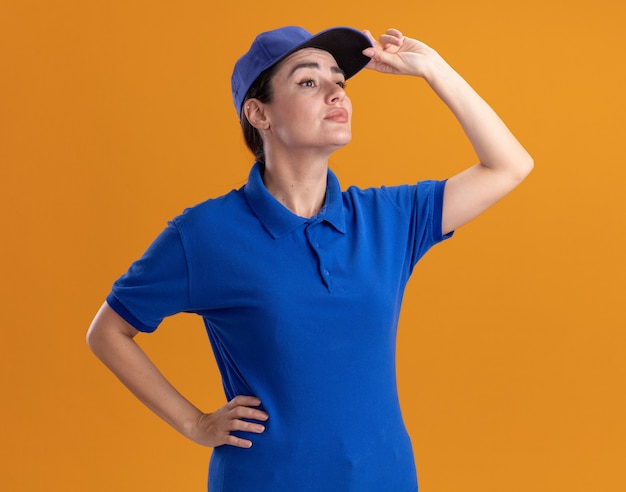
2, 1, 625, 490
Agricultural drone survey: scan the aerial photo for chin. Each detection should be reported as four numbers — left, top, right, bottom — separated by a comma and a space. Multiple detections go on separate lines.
326, 140, 351, 154
338, 137, 352, 148
331, 132, 352, 147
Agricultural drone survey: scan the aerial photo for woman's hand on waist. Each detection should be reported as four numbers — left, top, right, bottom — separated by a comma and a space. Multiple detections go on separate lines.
185, 395, 269, 448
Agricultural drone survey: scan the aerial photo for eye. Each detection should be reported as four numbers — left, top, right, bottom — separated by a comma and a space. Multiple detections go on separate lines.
298, 79, 316, 88
336, 80, 347, 90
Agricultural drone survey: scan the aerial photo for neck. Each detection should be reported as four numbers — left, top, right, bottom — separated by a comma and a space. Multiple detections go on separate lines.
262, 152, 329, 219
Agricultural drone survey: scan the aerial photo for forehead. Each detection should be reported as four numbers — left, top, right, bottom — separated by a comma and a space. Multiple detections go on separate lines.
275, 47, 340, 74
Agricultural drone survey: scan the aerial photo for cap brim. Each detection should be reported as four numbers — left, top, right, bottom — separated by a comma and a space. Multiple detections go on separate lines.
289, 27, 372, 80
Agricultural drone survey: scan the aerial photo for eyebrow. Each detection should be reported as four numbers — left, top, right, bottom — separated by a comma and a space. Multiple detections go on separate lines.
288, 62, 345, 78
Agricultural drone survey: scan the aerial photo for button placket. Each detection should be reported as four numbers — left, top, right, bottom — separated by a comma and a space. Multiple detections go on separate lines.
305, 222, 332, 291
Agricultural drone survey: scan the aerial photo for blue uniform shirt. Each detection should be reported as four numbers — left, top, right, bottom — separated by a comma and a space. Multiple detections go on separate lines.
107, 162, 452, 491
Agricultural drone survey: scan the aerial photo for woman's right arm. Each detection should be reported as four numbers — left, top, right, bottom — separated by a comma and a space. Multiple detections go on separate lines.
86, 302, 268, 448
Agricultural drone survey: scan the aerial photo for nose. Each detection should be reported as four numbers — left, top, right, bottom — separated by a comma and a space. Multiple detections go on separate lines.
326, 81, 346, 105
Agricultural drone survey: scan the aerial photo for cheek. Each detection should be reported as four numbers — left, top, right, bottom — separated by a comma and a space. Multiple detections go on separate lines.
275, 100, 317, 131
269, 94, 306, 123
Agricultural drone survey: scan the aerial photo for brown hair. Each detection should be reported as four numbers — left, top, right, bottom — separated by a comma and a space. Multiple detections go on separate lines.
240, 64, 279, 163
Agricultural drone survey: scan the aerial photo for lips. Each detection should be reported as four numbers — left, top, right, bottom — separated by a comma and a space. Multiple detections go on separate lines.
324, 108, 349, 123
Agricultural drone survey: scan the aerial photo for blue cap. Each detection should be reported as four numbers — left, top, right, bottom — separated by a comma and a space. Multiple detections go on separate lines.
231, 26, 372, 117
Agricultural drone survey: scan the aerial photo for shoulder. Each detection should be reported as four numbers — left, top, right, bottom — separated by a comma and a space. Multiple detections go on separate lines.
343, 181, 444, 214
166, 186, 268, 258
171, 188, 247, 230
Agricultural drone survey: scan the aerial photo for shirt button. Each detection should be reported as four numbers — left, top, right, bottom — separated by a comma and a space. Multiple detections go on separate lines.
323, 269, 330, 276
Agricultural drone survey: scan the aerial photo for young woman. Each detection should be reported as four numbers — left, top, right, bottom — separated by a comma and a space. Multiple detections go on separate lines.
87, 25, 533, 491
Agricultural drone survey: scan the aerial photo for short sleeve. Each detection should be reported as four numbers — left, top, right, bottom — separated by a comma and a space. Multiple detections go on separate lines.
106, 222, 192, 332
379, 179, 453, 270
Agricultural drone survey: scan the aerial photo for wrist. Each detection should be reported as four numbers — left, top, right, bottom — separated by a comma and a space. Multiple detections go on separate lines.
421, 52, 453, 85
178, 407, 205, 440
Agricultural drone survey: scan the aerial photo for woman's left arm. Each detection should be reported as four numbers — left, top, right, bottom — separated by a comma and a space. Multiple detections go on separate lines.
363, 29, 534, 235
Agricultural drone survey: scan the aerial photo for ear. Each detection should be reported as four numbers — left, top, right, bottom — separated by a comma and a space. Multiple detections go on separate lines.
243, 99, 270, 130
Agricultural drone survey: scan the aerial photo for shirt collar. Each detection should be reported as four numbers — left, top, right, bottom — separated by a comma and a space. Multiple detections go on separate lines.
243, 162, 346, 239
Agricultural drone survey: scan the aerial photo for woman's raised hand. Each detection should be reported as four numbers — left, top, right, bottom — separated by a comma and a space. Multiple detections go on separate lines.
362, 28, 441, 79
